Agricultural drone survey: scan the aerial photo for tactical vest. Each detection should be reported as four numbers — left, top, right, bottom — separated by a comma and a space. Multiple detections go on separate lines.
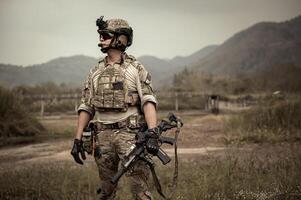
90, 62, 139, 112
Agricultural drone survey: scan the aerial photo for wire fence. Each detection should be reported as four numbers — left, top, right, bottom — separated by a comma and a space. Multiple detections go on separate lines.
21, 92, 254, 116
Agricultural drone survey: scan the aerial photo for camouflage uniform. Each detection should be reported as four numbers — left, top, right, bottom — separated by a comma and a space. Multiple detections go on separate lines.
78, 53, 157, 200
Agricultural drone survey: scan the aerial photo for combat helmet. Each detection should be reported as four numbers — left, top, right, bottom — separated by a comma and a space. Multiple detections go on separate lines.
96, 16, 133, 53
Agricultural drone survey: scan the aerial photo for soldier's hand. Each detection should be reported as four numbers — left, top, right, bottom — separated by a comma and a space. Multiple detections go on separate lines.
146, 128, 160, 155
71, 139, 86, 165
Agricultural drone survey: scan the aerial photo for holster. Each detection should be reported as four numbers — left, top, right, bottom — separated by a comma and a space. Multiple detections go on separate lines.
82, 125, 94, 155
82, 123, 101, 157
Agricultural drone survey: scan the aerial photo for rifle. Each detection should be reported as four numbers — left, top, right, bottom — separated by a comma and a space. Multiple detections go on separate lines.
111, 113, 183, 198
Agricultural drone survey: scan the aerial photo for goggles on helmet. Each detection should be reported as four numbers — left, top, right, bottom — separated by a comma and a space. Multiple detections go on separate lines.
99, 31, 114, 40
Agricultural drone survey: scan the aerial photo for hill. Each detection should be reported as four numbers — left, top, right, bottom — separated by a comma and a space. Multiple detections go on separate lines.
170, 45, 218, 68
0, 55, 97, 87
0, 45, 217, 88
138, 45, 218, 87
193, 15, 301, 75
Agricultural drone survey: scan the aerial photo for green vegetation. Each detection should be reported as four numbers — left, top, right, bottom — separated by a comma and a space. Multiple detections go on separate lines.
11, 81, 210, 112
13, 82, 80, 114
225, 95, 301, 143
0, 145, 300, 199
39, 117, 77, 137
0, 86, 45, 138
172, 68, 245, 95
172, 64, 301, 95
13, 81, 81, 95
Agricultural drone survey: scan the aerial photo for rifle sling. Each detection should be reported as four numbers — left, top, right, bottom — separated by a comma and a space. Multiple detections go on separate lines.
149, 123, 181, 200
166, 123, 181, 200
148, 163, 166, 199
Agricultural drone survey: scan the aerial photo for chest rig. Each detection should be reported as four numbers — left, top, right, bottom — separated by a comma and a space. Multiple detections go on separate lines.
91, 62, 139, 112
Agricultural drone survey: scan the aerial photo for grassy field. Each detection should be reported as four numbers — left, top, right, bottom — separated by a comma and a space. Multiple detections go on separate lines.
0, 143, 300, 200
224, 95, 301, 144
0, 99, 301, 199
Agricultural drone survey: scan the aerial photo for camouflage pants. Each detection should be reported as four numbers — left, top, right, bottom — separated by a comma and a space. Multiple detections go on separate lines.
94, 128, 153, 200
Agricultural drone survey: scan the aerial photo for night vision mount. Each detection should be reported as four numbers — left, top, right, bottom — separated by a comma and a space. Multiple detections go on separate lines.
96, 16, 108, 30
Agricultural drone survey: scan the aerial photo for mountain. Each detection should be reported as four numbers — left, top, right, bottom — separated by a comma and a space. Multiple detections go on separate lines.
170, 45, 218, 67
138, 55, 173, 85
0, 55, 98, 87
138, 45, 218, 87
193, 15, 301, 75
0, 45, 217, 88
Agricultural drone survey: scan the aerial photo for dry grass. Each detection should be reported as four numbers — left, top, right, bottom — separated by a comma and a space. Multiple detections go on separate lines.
224, 96, 301, 144
0, 144, 300, 200
39, 115, 77, 136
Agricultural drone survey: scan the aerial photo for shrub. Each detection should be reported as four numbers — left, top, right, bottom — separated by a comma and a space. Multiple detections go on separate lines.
0, 86, 45, 137
225, 96, 301, 143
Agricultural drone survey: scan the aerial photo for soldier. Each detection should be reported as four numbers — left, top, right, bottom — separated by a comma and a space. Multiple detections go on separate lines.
71, 16, 159, 200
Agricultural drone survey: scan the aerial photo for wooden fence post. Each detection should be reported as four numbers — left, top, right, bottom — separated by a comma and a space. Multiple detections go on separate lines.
74, 100, 78, 112
175, 92, 178, 111
40, 100, 44, 117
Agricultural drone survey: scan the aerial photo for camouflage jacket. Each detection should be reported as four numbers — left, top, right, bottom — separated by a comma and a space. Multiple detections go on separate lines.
77, 54, 157, 123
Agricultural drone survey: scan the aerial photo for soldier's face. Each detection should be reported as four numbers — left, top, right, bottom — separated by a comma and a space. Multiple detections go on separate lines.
99, 32, 113, 48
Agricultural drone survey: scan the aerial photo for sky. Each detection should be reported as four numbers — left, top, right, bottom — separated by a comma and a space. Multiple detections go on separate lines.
0, 0, 300, 66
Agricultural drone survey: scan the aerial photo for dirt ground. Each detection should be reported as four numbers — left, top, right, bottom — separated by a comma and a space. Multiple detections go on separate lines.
0, 111, 229, 169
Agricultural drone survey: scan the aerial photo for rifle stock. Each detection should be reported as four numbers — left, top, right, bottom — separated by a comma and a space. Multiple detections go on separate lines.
111, 166, 126, 184
111, 146, 144, 184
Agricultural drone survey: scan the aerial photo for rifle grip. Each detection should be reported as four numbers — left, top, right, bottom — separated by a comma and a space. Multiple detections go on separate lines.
157, 148, 171, 165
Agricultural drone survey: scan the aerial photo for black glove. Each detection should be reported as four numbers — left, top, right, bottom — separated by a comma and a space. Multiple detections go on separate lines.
146, 128, 160, 155
71, 139, 86, 165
